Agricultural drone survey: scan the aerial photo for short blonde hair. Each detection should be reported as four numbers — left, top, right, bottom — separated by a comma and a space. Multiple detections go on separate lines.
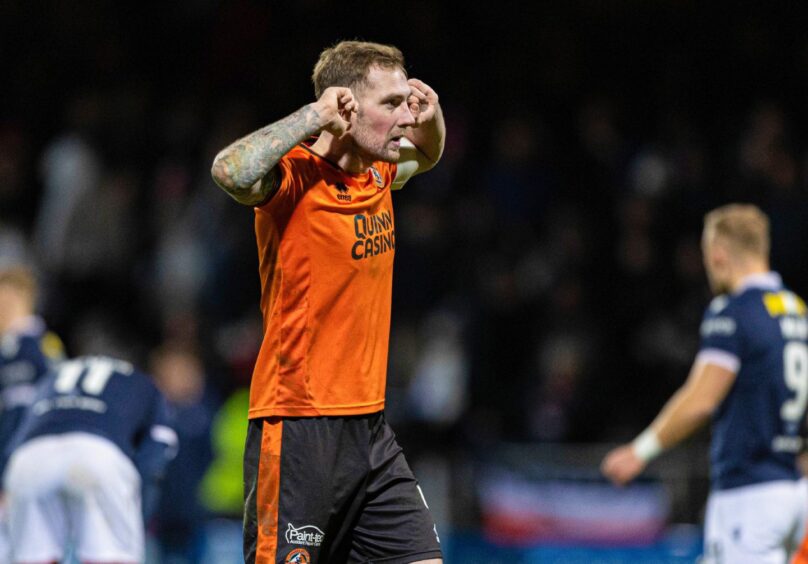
704, 204, 770, 258
312, 40, 405, 99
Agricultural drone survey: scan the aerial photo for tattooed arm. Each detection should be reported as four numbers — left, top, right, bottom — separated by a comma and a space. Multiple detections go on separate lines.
211, 87, 357, 206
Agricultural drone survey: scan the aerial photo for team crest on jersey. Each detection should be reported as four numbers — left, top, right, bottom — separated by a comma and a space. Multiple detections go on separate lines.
369, 166, 384, 188
285, 548, 311, 563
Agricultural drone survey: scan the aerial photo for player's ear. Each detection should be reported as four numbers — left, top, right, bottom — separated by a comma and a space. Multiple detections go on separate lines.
339, 106, 352, 123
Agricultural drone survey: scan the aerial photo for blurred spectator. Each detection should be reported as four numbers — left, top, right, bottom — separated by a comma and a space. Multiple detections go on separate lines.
149, 343, 216, 564
406, 309, 469, 427
34, 96, 102, 276
526, 332, 588, 442
483, 114, 556, 224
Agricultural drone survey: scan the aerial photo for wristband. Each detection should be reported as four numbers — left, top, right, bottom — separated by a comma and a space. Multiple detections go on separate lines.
632, 428, 663, 463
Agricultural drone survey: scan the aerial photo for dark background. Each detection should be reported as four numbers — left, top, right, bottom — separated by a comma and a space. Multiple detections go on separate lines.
3, 0, 808, 545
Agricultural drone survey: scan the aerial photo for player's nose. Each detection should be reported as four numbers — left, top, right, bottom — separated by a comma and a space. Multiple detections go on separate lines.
399, 104, 416, 126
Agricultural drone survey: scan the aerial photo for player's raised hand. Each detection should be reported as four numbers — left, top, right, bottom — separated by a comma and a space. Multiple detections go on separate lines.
314, 86, 358, 137
601, 444, 646, 486
407, 78, 439, 126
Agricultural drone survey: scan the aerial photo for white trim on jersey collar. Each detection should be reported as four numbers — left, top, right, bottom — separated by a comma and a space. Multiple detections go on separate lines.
733, 272, 782, 295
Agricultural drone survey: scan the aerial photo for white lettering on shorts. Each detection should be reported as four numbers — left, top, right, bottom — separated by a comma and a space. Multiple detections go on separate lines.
285, 523, 325, 547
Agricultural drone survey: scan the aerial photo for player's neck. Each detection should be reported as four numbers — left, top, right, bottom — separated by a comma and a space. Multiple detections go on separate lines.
0, 309, 33, 335
309, 133, 372, 175
728, 262, 771, 293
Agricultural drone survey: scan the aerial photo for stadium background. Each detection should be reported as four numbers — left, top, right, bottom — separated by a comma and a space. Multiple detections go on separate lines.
3, 1, 808, 561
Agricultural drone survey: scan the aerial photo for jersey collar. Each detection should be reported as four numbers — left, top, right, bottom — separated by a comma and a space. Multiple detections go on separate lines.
733, 271, 782, 295
301, 142, 376, 180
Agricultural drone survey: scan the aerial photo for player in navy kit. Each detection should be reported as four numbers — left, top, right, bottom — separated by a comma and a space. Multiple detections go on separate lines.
602, 204, 808, 563
0, 265, 64, 561
1, 355, 178, 564
0, 266, 64, 453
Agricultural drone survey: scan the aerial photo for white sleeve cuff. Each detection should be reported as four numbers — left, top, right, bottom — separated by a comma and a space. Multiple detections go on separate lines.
151, 425, 179, 447
695, 348, 741, 373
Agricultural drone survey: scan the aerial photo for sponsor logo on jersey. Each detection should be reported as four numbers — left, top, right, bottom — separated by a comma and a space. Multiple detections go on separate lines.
709, 295, 729, 313
700, 316, 736, 337
780, 317, 808, 340
286, 523, 324, 547
370, 166, 384, 188
772, 435, 803, 453
335, 182, 351, 202
284, 548, 311, 563
351, 210, 395, 260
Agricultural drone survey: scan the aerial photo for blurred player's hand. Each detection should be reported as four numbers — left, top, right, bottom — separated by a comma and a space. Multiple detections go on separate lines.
314, 86, 358, 137
407, 78, 439, 126
601, 444, 646, 486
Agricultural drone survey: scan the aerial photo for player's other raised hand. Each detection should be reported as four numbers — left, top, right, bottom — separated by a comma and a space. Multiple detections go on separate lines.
601, 444, 646, 487
314, 86, 358, 137
407, 78, 439, 125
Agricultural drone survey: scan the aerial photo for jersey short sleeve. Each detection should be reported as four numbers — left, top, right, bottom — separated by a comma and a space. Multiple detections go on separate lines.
257, 146, 313, 209
134, 389, 177, 482
697, 296, 742, 373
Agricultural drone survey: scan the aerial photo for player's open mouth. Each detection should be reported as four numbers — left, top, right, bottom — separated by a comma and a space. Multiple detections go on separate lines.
389, 137, 402, 148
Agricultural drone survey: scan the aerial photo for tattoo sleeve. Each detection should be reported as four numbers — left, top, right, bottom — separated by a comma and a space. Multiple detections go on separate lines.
211, 104, 322, 205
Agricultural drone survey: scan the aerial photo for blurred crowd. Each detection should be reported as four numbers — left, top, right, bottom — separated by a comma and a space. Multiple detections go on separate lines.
3, 0, 808, 550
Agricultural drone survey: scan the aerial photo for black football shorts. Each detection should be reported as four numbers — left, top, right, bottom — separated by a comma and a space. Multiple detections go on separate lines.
243, 412, 442, 563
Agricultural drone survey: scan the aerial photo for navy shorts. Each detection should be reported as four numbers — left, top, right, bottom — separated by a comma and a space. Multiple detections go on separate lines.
243, 412, 442, 563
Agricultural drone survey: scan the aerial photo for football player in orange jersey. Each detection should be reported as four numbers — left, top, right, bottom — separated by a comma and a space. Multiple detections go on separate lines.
212, 41, 445, 564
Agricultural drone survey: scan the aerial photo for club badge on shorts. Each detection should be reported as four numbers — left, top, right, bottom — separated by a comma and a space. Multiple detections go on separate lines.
285, 548, 311, 563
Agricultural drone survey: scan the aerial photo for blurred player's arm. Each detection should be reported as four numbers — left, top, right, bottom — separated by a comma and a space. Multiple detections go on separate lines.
393, 79, 445, 189
211, 87, 357, 205
135, 395, 179, 521
601, 360, 736, 486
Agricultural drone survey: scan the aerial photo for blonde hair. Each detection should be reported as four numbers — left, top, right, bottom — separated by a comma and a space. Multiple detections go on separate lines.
312, 40, 405, 99
704, 204, 770, 258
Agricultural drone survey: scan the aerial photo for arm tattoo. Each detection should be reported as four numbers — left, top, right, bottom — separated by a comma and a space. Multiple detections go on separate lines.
211, 104, 321, 205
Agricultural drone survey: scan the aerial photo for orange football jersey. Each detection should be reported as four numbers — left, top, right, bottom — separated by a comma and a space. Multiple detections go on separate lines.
249, 144, 398, 418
